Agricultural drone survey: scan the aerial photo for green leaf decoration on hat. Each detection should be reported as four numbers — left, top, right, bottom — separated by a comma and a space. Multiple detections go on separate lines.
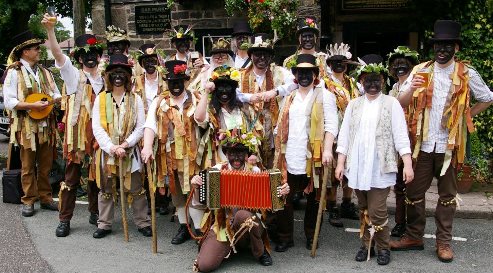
386, 46, 419, 67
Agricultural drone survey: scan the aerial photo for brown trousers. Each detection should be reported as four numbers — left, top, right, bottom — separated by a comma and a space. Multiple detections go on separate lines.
405, 151, 457, 244
394, 162, 406, 225
355, 187, 391, 251
58, 161, 81, 221
275, 172, 319, 242
86, 180, 99, 214
196, 210, 265, 273
97, 171, 150, 230
20, 140, 54, 205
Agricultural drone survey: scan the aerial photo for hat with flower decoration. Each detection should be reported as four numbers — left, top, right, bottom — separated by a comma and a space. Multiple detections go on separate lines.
136, 44, 158, 65
168, 25, 195, 43
386, 46, 420, 67
218, 128, 259, 155
296, 16, 320, 37
72, 34, 105, 61
291, 54, 319, 75
164, 60, 190, 81
326, 43, 353, 62
7, 31, 45, 65
105, 54, 133, 75
209, 65, 241, 88
355, 54, 388, 81
247, 33, 278, 56
105, 25, 131, 47
209, 37, 234, 56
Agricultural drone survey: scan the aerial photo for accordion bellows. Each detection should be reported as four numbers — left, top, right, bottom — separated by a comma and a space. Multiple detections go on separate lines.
199, 168, 284, 211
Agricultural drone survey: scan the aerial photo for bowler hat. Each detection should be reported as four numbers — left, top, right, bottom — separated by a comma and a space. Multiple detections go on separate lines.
429, 20, 462, 46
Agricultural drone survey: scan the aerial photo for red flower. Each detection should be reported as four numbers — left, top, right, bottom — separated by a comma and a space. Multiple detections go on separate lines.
306, 18, 314, 24
57, 122, 65, 133
174, 64, 187, 74
87, 37, 97, 45
258, 0, 265, 2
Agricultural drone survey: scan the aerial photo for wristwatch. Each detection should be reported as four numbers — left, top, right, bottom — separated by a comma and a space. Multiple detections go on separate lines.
275, 89, 279, 96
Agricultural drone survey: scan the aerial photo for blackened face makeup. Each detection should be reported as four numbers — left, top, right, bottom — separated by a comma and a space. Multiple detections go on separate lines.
109, 68, 129, 87
226, 149, 248, 170
434, 42, 456, 64
391, 58, 411, 78
142, 57, 158, 74
329, 60, 347, 74
216, 82, 235, 104
174, 40, 190, 54
80, 50, 100, 68
251, 51, 273, 70
362, 73, 384, 95
295, 69, 315, 87
300, 32, 316, 50
168, 79, 185, 97
235, 35, 251, 50
107, 41, 128, 55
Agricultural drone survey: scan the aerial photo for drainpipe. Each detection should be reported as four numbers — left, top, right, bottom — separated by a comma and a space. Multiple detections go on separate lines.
104, 0, 112, 27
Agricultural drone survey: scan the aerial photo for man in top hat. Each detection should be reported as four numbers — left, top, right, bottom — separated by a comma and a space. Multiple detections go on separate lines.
391, 20, 493, 263
274, 54, 338, 252
323, 43, 360, 227
283, 16, 328, 79
105, 25, 131, 56
42, 14, 105, 236
231, 20, 253, 69
141, 60, 205, 245
91, 54, 152, 239
166, 25, 207, 85
386, 46, 419, 238
335, 55, 414, 265
237, 33, 296, 169
3, 30, 61, 217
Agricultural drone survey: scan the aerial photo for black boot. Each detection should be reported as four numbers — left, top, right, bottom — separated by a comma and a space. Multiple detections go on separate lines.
55, 221, 70, 237
89, 213, 99, 226
258, 248, 273, 266
355, 246, 376, 262
377, 249, 391, 265
171, 224, 191, 245
328, 202, 344, 227
93, 228, 112, 239
391, 223, 406, 238
340, 200, 360, 220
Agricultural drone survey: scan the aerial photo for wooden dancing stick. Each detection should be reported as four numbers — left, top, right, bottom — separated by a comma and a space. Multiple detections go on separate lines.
146, 162, 158, 254
119, 158, 129, 242
311, 166, 331, 257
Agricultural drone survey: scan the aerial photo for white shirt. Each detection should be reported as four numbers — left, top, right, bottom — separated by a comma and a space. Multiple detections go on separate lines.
234, 54, 250, 69
390, 74, 412, 98
3, 58, 61, 110
143, 73, 159, 108
421, 61, 493, 153
285, 87, 339, 175
236, 66, 297, 103
92, 93, 145, 173
144, 92, 189, 134
55, 55, 104, 96
336, 94, 411, 190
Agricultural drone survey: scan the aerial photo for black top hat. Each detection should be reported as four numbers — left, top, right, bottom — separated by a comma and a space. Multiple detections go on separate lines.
429, 20, 462, 45
232, 20, 252, 37
137, 44, 158, 65
247, 33, 275, 56
105, 54, 133, 74
164, 60, 189, 81
73, 34, 104, 61
291, 54, 319, 74
296, 16, 320, 37
170, 25, 194, 43
361, 54, 384, 65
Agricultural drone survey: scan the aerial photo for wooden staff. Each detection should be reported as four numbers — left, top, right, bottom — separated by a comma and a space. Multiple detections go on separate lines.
119, 158, 129, 242
146, 162, 158, 253
311, 166, 331, 257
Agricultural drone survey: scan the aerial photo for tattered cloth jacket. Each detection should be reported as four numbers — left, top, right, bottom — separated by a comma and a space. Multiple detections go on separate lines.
408, 61, 474, 175
133, 71, 166, 112
153, 90, 200, 194
274, 87, 326, 190
94, 91, 139, 193
5, 62, 57, 150
323, 74, 360, 124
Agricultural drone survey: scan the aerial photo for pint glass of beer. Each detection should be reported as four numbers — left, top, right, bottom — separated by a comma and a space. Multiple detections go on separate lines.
416, 68, 430, 87
47, 6, 57, 23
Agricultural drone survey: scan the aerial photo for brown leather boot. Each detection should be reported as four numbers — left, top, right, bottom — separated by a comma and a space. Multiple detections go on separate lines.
390, 235, 424, 251
436, 241, 454, 262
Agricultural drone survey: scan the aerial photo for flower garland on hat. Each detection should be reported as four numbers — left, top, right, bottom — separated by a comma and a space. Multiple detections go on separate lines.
386, 46, 419, 67
217, 128, 260, 153
209, 65, 241, 82
355, 62, 389, 80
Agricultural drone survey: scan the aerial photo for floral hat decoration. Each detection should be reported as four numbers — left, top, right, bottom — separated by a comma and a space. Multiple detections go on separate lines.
209, 65, 241, 88
105, 25, 130, 46
247, 33, 278, 57
168, 25, 196, 43
355, 54, 389, 81
134, 44, 167, 66
209, 37, 234, 56
296, 16, 320, 37
71, 34, 105, 62
217, 128, 259, 154
164, 60, 190, 80
326, 43, 352, 62
386, 46, 420, 67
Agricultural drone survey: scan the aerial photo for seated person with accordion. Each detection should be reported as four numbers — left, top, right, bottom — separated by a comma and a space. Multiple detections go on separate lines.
190, 129, 290, 272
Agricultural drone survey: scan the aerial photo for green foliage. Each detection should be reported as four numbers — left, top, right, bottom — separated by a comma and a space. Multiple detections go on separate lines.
468, 132, 492, 184
28, 5, 72, 42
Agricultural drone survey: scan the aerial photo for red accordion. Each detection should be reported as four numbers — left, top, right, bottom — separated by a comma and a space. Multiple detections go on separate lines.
199, 168, 284, 211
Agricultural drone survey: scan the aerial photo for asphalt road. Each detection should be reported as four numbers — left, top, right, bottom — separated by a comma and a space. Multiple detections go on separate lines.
1, 182, 492, 273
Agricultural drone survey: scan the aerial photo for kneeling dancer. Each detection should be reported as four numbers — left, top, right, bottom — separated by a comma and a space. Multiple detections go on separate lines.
335, 56, 414, 265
